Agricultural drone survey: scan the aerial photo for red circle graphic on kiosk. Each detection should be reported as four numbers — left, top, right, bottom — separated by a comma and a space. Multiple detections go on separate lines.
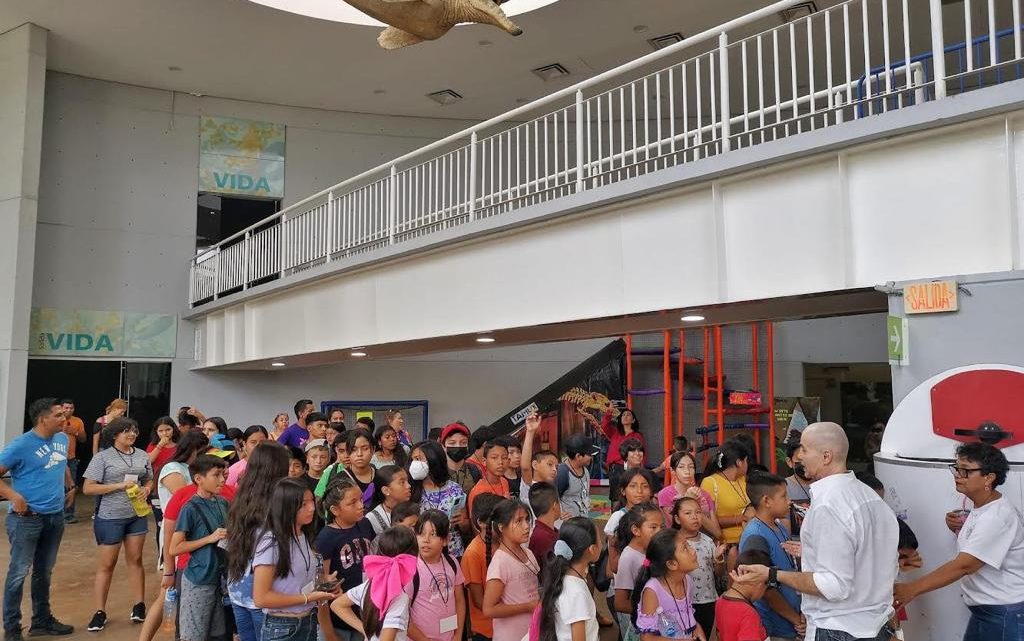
930, 369, 1023, 447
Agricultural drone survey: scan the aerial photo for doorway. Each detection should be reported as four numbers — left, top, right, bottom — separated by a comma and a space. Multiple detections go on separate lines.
25, 359, 172, 475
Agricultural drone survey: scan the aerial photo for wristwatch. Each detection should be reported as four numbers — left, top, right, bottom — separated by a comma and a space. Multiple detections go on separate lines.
767, 566, 780, 588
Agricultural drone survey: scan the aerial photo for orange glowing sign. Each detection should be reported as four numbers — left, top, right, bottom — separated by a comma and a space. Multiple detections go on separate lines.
903, 280, 959, 315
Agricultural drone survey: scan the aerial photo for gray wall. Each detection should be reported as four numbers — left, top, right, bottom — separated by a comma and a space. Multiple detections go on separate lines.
890, 273, 1024, 402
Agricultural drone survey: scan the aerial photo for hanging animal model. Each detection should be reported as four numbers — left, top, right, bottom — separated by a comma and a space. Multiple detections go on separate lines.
342, 0, 524, 49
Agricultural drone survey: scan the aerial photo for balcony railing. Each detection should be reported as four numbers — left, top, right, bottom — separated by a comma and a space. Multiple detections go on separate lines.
189, 0, 1024, 307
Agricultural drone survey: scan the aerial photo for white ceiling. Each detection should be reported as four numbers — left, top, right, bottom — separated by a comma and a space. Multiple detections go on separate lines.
1, 0, 777, 120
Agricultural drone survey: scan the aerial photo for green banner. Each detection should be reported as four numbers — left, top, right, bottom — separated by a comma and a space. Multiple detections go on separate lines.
199, 116, 286, 198
30, 309, 177, 358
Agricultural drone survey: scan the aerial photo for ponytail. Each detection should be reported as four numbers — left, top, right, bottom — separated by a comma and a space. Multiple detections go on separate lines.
538, 518, 597, 641
615, 502, 661, 552
630, 529, 682, 628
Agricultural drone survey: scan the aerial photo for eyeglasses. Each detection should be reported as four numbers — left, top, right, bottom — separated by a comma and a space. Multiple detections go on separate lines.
948, 465, 984, 478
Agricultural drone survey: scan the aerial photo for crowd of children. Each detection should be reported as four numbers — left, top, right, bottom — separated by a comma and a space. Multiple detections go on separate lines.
50, 398, 926, 641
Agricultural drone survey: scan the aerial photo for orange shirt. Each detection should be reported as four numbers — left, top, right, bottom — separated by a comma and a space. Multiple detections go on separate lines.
63, 416, 86, 460
460, 535, 493, 638
467, 476, 510, 514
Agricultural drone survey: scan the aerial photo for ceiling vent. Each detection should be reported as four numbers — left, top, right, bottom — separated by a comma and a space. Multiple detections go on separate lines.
780, 2, 817, 22
531, 63, 570, 81
647, 33, 685, 51
426, 89, 463, 105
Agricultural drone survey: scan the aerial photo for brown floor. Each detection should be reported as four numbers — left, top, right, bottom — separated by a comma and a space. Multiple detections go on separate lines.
2, 497, 621, 641
0, 496, 161, 641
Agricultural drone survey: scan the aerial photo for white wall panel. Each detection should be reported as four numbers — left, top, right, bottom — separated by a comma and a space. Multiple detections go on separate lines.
848, 122, 1013, 285
619, 190, 719, 311
721, 160, 845, 301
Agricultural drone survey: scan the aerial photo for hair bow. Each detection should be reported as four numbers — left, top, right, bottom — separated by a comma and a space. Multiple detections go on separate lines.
363, 554, 418, 614
553, 539, 573, 561
642, 559, 651, 568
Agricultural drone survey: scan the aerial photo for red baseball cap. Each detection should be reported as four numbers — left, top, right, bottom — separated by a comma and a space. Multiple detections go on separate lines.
440, 422, 470, 442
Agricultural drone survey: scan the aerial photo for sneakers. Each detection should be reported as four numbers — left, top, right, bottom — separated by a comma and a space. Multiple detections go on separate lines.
129, 603, 145, 624
27, 618, 73, 636
86, 611, 106, 632
5, 628, 24, 641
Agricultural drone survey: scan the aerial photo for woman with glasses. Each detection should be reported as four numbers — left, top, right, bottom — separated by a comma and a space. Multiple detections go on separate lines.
894, 442, 1024, 641
82, 417, 155, 630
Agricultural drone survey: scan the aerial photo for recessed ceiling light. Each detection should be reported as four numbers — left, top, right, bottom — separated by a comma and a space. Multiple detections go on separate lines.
648, 33, 685, 50
476, 336, 496, 343
350, 351, 367, 357
271, 361, 286, 367
680, 313, 705, 322
531, 63, 570, 82
427, 89, 463, 105
780, 2, 817, 22
168, 66, 182, 72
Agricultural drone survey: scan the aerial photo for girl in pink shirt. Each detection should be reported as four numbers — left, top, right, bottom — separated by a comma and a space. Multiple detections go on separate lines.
482, 500, 540, 641
409, 510, 466, 641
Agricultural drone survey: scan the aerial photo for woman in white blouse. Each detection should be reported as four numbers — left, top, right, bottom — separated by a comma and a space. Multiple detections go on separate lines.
894, 442, 1024, 641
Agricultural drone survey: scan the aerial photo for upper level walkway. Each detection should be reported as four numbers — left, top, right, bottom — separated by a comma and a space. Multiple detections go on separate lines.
186, 0, 1024, 369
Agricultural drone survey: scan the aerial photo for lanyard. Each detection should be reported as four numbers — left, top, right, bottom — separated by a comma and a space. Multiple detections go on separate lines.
501, 543, 539, 575
663, 576, 695, 633
424, 557, 452, 604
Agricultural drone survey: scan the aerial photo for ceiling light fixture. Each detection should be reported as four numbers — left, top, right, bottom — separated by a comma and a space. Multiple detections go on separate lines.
680, 313, 705, 322
648, 33, 685, 50
531, 63, 570, 82
427, 89, 463, 105
350, 351, 367, 357
780, 2, 817, 22
476, 337, 496, 344
271, 361, 286, 367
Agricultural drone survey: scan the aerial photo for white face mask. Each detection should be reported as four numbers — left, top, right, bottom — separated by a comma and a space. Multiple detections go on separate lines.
409, 460, 430, 481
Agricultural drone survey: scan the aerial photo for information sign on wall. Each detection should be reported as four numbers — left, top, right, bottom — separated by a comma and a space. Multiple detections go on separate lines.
903, 280, 959, 315
199, 116, 286, 198
30, 309, 178, 358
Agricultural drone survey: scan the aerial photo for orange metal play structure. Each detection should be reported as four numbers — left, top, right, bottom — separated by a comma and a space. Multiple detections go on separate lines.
623, 323, 777, 473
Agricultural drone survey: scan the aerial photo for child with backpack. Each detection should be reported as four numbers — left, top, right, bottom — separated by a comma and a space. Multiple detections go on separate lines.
169, 455, 230, 641
408, 510, 466, 641
365, 465, 413, 535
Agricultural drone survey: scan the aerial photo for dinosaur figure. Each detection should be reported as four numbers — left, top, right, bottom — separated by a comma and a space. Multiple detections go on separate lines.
560, 387, 620, 426
342, 0, 524, 50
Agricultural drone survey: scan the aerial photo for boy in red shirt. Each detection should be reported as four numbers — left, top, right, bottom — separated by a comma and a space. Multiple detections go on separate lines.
526, 482, 561, 573
718, 550, 772, 641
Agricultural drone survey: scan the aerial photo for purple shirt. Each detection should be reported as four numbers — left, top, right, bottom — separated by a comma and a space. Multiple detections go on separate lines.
251, 529, 317, 614
278, 423, 309, 449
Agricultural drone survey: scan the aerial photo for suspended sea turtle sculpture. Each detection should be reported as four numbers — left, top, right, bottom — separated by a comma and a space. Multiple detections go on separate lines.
343, 0, 524, 49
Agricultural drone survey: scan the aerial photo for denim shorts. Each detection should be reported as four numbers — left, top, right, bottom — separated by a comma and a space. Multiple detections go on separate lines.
93, 515, 148, 545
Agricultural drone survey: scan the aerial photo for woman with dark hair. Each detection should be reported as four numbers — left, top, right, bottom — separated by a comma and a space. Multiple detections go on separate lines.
83, 417, 155, 630
699, 440, 751, 546
226, 425, 269, 486
226, 441, 290, 641
410, 440, 468, 558
536, 517, 601, 641
895, 443, 1024, 641
146, 417, 179, 559
201, 416, 234, 451
597, 408, 646, 503
371, 423, 409, 469
252, 478, 338, 641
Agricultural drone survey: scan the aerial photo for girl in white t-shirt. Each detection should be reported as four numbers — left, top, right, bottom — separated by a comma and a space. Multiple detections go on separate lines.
529, 517, 601, 641
331, 526, 419, 641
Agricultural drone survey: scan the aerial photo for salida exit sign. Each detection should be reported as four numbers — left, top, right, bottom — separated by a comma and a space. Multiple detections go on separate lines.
903, 280, 959, 314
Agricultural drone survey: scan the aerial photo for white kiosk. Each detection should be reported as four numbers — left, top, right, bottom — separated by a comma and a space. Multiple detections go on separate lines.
875, 364, 1024, 641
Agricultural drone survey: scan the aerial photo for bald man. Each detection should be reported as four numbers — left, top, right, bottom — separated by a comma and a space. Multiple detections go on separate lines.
733, 422, 899, 641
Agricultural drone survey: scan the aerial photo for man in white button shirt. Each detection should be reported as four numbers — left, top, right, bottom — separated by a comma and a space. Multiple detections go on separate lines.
733, 422, 899, 641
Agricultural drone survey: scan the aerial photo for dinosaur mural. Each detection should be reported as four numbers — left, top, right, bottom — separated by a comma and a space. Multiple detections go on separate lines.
343, 0, 524, 49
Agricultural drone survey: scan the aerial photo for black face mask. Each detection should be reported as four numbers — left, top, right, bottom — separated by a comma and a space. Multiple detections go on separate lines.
446, 446, 469, 463
794, 462, 810, 481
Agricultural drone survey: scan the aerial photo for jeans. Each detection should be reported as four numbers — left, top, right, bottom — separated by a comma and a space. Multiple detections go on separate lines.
814, 627, 892, 641
63, 460, 78, 521
964, 602, 1024, 641
232, 604, 265, 641
261, 613, 316, 641
3, 512, 65, 632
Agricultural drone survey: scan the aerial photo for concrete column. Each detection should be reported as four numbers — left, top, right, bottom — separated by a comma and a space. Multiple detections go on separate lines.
0, 24, 47, 446
889, 273, 1024, 403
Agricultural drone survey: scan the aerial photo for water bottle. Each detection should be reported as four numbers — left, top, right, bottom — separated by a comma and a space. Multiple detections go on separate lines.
161, 588, 177, 634
656, 607, 680, 638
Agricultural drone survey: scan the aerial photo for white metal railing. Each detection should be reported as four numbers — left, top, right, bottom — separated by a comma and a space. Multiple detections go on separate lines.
189, 0, 1024, 307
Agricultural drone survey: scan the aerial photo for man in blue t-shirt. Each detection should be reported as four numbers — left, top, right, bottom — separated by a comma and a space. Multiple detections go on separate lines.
277, 398, 314, 448
0, 398, 76, 640
739, 472, 805, 641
